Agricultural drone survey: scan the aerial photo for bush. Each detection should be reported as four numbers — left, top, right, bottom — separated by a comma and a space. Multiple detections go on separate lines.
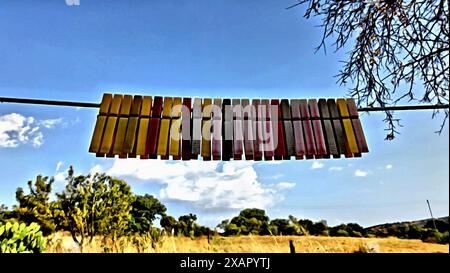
0, 222, 46, 253
407, 224, 423, 239
424, 219, 449, 233
346, 223, 366, 236
370, 229, 388, 238
334, 229, 349, 237
310, 222, 328, 236
441, 232, 449, 244
350, 231, 363, 237
421, 229, 447, 244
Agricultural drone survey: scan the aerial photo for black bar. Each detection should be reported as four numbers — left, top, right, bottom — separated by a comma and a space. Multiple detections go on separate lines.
0, 97, 100, 108
1, 96, 449, 112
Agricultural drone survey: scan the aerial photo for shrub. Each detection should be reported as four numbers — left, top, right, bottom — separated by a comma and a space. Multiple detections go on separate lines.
0, 222, 46, 253
310, 222, 328, 236
407, 224, 423, 239
334, 229, 349, 237
350, 231, 363, 237
329, 225, 348, 237
421, 229, 447, 244
347, 223, 366, 236
368, 229, 387, 238
424, 219, 449, 233
441, 232, 449, 244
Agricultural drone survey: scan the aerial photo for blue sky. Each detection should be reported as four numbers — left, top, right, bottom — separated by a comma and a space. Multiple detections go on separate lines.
0, 0, 448, 228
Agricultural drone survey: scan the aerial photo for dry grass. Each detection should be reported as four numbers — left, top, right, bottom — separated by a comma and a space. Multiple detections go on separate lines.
45, 232, 449, 253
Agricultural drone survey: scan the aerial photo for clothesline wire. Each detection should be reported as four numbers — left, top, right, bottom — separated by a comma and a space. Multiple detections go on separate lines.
0, 96, 449, 112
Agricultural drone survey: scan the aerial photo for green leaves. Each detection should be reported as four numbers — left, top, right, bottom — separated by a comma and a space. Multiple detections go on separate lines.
0, 221, 46, 253
15, 175, 58, 236
57, 171, 133, 249
129, 194, 166, 234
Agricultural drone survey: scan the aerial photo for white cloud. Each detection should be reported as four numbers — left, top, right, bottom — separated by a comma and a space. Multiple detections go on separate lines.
385, 164, 393, 170
105, 159, 289, 211
54, 172, 66, 182
354, 169, 368, 177
0, 113, 63, 148
53, 161, 66, 183
329, 166, 343, 171
311, 161, 324, 169
38, 118, 63, 129
0, 113, 41, 147
56, 161, 64, 172
276, 182, 296, 190
73, 117, 81, 125
267, 174, 284, 179
32, 131, 44, 146
90, 164, 104, 176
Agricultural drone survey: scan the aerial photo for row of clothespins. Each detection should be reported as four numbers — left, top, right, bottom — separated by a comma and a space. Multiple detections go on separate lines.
88, 94, 369, 160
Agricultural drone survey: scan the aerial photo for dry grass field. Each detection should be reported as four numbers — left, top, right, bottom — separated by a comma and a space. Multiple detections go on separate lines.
45, 232, 449, 253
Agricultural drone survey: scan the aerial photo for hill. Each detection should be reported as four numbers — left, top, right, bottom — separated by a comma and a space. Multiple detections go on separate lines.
366, 216, 449, 233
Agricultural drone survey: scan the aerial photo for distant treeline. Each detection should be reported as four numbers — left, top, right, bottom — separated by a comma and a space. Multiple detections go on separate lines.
216, 209, 449, 244
0, 167, 448, 253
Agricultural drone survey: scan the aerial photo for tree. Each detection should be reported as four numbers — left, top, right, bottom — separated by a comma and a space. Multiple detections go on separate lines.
424, 219, 449, 233
330, 224, 348, 237
0, 205, 15, 225
386, 225, 401, 237
15, 175, 60, 235
228, 208, 271, 235
270, 216, 303, 235
335, 229, 349, 237
177, 214, 198, 237
160, 215, 177, 235
293, 0, 449, 139
268, 224, 279, 236
237, 208, 270, 223
270, 219, 294, 235
247, 217, 263, 235
0, 205, 6, 224
346, 223, 366, 237
217, 219, 230, 232
225, 223, 240, 236
421, 228, 446, 244
230, 216, 247, 228
310, 221, 329, 236
175, 220, 188, 237
258, 222, 272, 236
407, 224, 423, 239
129, 194, 166, 234
298, 219, 313, 233
193, 224, 211, 237
179, 213, 197, 227
97, 176, 133, 244
56, 166, 132, 252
